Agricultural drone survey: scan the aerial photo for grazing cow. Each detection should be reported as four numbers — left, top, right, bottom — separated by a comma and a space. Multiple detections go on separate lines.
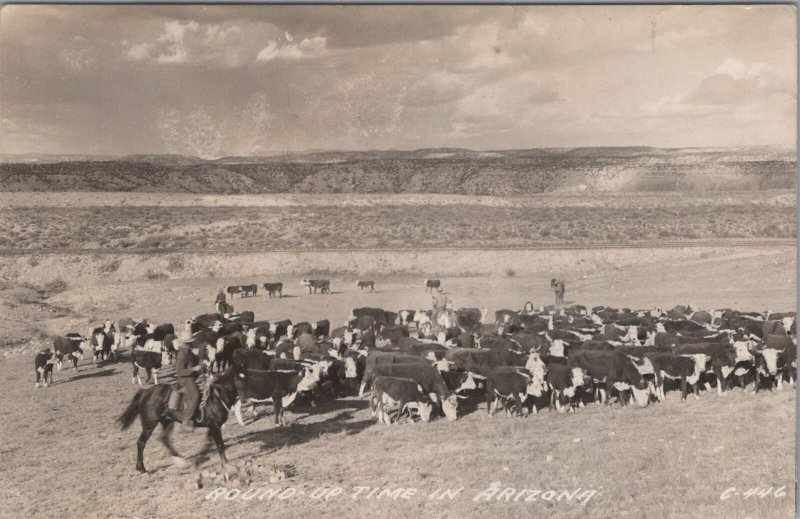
568, 350, 649, 406
131, 350, 163, 385
425, 279, 441, 293
226, 285, 243, 298
262, 282, 283, 298
34, 349, 57, 388
357, 280, 375, 293
312, 319, 331, 339
371, 376, 433, 424
360, 352, 437, 396
485, 367, 546, 417
302, 279, 330, 294
53, 334, 86, 371
367, 363, 458, 421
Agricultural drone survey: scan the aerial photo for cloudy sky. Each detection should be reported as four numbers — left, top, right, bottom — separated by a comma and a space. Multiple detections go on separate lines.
1, 5, 795, 157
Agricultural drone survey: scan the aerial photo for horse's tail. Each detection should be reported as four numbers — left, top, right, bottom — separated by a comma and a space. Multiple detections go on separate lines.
117, 390, 143, 430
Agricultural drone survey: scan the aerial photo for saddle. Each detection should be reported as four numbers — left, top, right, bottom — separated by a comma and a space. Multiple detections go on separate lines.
166, 375, 213, 423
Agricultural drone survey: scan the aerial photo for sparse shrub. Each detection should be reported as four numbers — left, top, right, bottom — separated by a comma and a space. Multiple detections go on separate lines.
99, 259, 122, 276
43, 278, 68, 295
505, 268, 516, 278
27, 256, 40, 267
145, 269, 168, 280
166, 256, 184, 273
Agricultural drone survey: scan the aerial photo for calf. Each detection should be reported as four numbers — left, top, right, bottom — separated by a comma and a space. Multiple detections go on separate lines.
263, 282, 283, 298
357, 280, 375, 293
371, 376, 433, 424
131, 350, 163, 385
53, 334, 86, 371
34, 349, 57, 388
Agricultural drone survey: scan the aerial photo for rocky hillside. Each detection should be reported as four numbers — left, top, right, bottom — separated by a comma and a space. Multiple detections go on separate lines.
0, 147, 794, 194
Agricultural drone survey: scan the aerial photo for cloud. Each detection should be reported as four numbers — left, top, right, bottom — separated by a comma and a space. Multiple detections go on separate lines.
125, 20, 244, 65
256, 36, 328, 62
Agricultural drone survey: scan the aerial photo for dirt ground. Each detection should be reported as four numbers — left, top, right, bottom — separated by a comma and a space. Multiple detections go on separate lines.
0, 245, 796, 518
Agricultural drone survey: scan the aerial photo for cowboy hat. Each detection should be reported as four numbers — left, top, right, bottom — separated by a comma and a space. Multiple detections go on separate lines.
178, 330, 199, 343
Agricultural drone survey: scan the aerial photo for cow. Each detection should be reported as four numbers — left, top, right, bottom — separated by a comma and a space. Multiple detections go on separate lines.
366, 363, 458, 420
545, 364, 587, 412
568, 350, 649, 406
349, 315, 377, 333
130, 350, 163, 385
370, 376, 434, 424
226, 285, 243, 298
444, 348, 506, 379
34, 349, 57, 388
263, 282, 283, 298
378, 324, 410, 346
240, 284, 258, 297
214, 332, 245, 372
302, 279, 330, 294
644, 352, 706, 402
425, 279, 441, 293
232, 359, 321, 427
312, 319, 331, 339
91, 330, 115, 362
357, 280, 375, 293
359, 352, 437, 396
224, 311, 255, 324
671, 343, 738, 394
193, 313, 223, 329
53, 334, 86, 371
456, 307, 488, 333
485, 367, 546, 417
269, 320, 292, 340
399, 309, 417, 327
754, 347, 786, 392
764, 334, 796, 387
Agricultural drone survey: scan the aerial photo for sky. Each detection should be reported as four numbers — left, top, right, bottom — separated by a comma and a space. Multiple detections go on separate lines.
0, 5, 796, 157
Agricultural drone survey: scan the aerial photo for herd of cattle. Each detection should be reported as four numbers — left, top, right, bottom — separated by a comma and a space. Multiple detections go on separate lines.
34, 295, 797, 426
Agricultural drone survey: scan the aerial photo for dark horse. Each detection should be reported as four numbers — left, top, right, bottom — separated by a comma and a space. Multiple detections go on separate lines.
117, 368, 240, 475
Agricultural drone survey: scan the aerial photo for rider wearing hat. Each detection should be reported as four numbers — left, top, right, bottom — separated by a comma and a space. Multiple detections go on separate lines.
215, 288, 227, 305
168, 330, 204, 431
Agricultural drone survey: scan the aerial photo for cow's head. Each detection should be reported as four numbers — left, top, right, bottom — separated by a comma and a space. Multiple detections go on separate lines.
441, 394, 458, 421
417, 402, 433, 423
757, 348, 784, 377
549, 339, 567, 358
564, 367, 586, 397
733, 341, 756, 363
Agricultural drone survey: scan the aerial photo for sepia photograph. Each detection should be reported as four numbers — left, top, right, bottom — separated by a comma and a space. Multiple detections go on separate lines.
0, 4, 796, 518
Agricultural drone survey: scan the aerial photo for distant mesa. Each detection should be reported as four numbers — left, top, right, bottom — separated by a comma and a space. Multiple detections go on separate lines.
0, 146, 794, 195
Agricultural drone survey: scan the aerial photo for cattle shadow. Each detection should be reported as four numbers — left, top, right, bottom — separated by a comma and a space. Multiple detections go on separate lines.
218, 401, 374, 461
266, 294, 299, 299
68, 368, 118, 382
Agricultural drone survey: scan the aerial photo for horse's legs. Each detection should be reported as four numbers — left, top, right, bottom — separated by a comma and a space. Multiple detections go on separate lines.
158, 419, 183, 463
208, 424, 228, 469
136, 422, 158, 473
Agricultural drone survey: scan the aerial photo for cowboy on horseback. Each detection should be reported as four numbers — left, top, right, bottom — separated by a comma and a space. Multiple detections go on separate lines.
167, 330, 205, 432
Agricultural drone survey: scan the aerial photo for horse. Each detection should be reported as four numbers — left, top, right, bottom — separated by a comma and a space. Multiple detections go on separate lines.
116, 368, 240, 476
215, 301, 234, 315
